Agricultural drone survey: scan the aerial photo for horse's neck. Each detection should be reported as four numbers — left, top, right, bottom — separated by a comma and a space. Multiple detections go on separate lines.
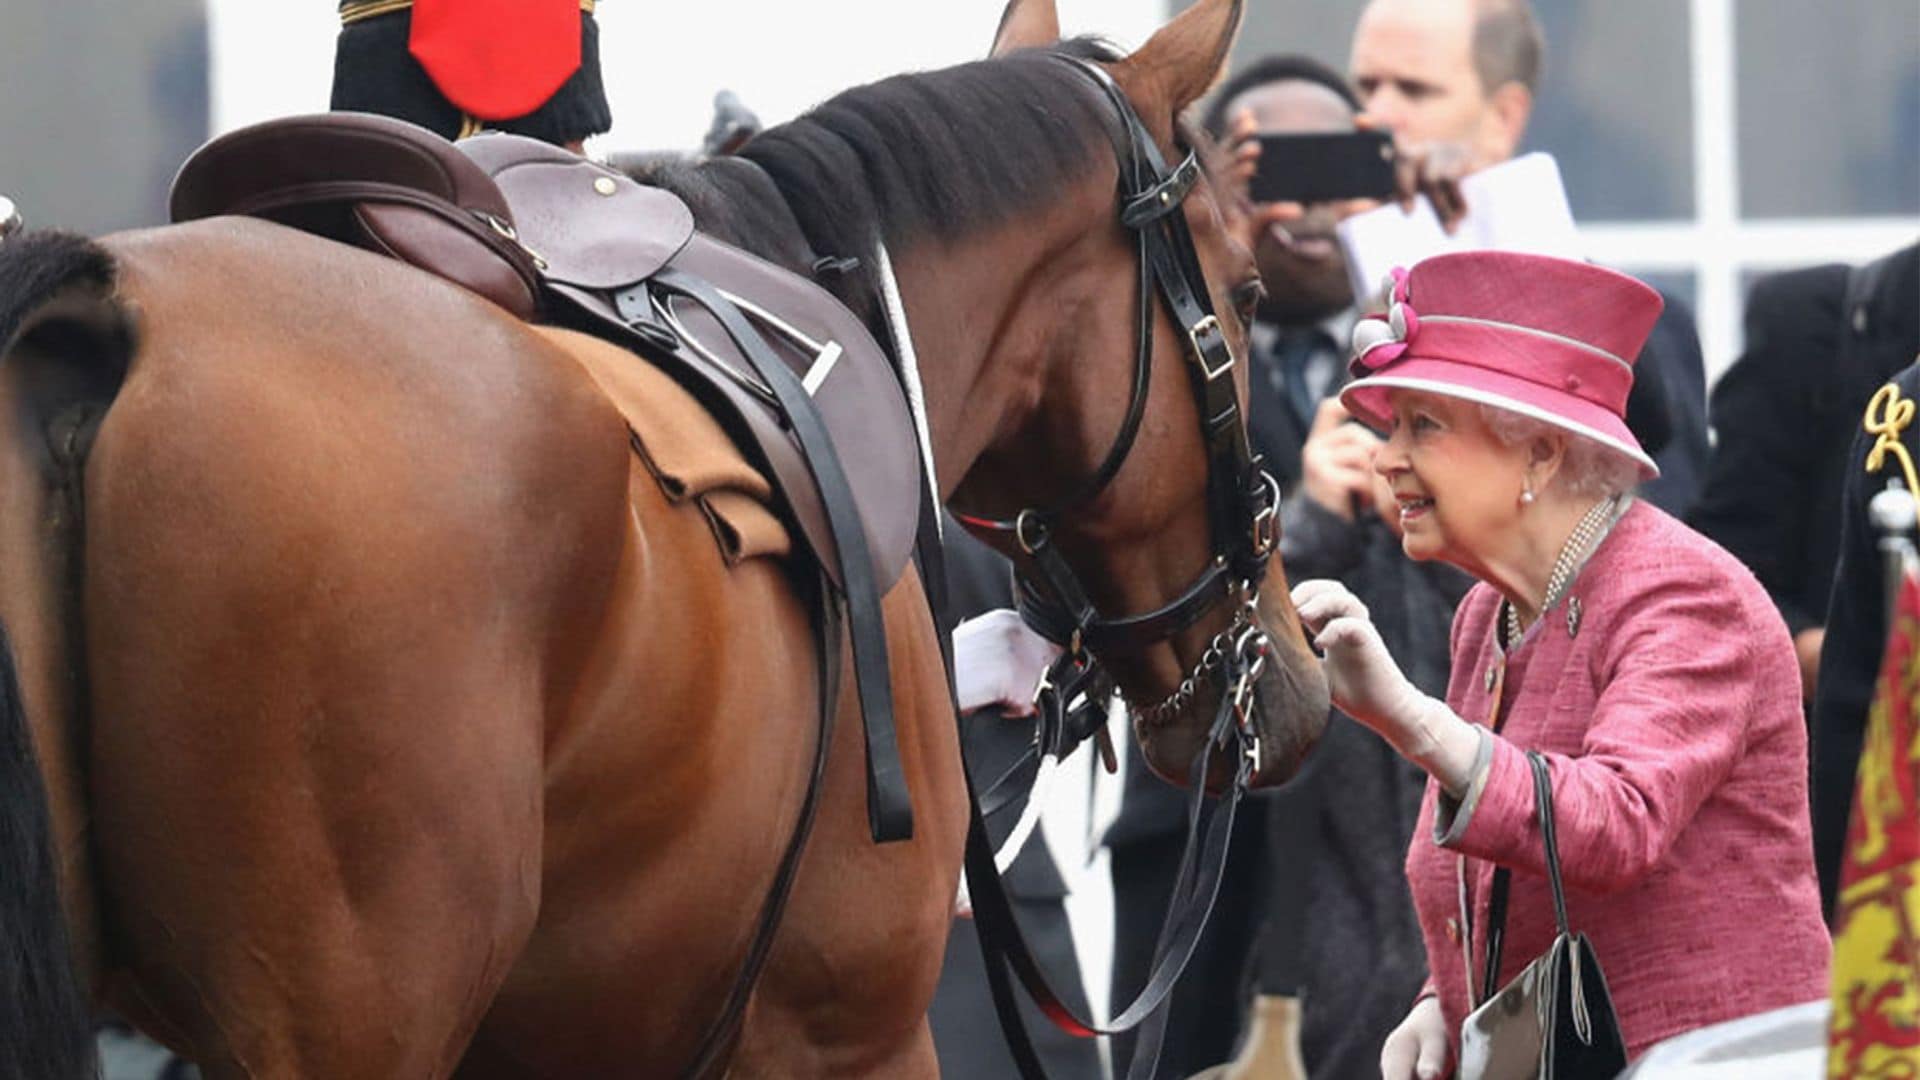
666, 156, 1067, 505
887, 235, 1061, 504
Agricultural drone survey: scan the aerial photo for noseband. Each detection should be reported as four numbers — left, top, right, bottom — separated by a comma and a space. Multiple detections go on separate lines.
955, 57, 1280, 748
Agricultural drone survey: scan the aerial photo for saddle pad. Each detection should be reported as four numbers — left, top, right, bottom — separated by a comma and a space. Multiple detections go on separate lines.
533, 326, 789, 566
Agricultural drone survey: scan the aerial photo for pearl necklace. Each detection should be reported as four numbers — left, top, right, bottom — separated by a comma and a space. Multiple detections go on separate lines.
1505, 494, 1622, 648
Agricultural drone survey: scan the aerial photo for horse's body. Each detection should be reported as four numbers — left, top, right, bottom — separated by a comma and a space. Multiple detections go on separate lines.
16, 217, 963, 1078
0, 2, 1325, 1076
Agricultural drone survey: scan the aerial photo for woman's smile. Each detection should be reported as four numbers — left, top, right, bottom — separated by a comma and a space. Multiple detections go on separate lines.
1396, 490, 1435, 524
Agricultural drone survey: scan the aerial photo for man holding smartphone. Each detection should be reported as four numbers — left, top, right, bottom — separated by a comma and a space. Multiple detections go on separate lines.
1346, 0, 1710, 517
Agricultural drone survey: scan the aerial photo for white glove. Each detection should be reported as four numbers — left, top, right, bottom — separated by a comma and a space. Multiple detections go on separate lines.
1379, 995, 1450, 1080
1291, 579, 1427, 742
952, 609, 1062, 717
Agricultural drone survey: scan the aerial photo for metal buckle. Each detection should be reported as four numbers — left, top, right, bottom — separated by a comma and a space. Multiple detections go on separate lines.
1190, 315, 1232, 380
1015, 509, 1050, 556
479, 212, 549, 272
1249, 470, 1281, 556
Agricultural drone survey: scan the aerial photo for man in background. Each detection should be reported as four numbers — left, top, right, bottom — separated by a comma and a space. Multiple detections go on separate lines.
1700, 243, 1920, 915
1347, 0, 1708, 515
1692, 244, 1918, 725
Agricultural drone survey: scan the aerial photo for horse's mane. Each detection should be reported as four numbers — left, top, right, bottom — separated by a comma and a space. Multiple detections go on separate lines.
639, 39, 1128, 305
735, 38, 1124, 261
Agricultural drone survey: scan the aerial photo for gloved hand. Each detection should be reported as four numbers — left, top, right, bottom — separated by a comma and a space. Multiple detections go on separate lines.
1380, 995, 1450, 1080
1291, 579, 1427, 740
952, 609, 1062, 717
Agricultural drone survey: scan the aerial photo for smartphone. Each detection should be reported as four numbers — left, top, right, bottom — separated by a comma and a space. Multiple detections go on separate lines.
1249, 130, 1397, 204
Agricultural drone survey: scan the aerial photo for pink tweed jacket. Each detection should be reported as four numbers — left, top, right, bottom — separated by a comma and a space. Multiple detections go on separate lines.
1407, 500, 1831, 1062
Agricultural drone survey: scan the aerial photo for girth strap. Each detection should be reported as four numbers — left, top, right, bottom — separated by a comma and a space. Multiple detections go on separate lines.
652, 266, 914, 843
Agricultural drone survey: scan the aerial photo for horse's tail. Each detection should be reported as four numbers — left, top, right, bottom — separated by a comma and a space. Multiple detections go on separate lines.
0, 229, 134, 1080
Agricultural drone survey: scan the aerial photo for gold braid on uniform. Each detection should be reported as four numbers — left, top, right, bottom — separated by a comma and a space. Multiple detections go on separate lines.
340, 0, 596, 27
1864, 382, 1920, 532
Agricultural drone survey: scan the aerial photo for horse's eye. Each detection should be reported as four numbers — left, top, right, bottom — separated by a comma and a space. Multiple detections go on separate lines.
1231, 279, 1266, 325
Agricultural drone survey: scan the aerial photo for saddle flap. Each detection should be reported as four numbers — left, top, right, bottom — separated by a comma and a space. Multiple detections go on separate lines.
354, 203, 540, 321
458, 132, 695, 290
656, 234, 922, 591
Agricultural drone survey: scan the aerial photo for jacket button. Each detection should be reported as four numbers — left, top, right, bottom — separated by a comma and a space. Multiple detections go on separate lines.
1446, 917, 1461, 944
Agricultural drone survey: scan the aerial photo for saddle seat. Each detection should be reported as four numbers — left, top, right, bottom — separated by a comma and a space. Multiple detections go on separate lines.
169, 111, 919, 592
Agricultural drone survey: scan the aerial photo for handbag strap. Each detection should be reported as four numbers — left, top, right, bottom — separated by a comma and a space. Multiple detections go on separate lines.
1478, 750, 1573, 1000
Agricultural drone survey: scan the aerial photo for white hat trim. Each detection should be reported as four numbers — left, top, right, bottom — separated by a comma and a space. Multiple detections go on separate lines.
1345, 374, 1661, 478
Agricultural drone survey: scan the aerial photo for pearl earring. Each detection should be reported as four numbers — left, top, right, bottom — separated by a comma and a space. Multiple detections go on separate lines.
1520, 482, 1535, 505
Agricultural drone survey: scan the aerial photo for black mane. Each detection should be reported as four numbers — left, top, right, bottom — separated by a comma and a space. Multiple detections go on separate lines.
641, 39, 1128, 309
736, 39, 1124, 262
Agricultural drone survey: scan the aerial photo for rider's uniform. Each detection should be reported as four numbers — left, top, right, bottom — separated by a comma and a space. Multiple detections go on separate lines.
331, 0, 613, 146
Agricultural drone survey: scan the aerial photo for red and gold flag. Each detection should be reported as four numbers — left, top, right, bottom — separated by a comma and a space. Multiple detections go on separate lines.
1828, 568, 1920, 1076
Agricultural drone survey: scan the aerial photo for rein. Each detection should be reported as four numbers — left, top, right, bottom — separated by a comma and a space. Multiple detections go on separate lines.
951, 56, 1283, 1080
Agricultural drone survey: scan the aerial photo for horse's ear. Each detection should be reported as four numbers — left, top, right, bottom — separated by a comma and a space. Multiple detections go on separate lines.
1121, 0, 1244, 116
989, 0, 1061, 58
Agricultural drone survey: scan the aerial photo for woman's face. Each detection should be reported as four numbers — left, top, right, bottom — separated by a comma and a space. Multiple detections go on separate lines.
1371, 389, 1528, 568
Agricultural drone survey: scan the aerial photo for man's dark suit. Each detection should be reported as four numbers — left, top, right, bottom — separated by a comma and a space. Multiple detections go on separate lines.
928, 527, 1101, 1080
1691, 245, 1920, 651
1635, 297, 1711, 515
1790, 245, 1920, 916
1813, 361, 1920, 918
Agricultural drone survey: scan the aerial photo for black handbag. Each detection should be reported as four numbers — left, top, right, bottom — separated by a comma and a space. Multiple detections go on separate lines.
1456, 750, 1628, 1079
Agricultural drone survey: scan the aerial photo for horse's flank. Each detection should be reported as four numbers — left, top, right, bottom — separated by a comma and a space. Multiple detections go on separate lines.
0, 217, 960, 1075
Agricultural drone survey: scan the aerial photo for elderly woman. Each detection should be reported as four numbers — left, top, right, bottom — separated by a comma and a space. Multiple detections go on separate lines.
1292, 251, 1830, 1079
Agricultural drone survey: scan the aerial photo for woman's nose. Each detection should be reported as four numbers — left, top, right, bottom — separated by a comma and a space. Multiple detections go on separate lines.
1374, 431, 1407, 477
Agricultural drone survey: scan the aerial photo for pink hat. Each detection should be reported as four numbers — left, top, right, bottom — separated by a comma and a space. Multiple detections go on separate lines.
1338, 251, 1664, 479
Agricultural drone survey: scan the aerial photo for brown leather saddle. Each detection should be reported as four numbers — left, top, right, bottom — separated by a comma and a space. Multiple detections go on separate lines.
170, 112, 918, 593
170, 111, 923, 846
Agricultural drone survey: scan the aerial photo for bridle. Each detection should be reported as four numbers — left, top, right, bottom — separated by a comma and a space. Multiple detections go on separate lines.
953, 55, 1281, 764
953, 55, 1290, 1080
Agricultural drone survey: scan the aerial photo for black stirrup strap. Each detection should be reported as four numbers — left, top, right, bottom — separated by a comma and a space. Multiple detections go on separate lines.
651, 266, 914, 844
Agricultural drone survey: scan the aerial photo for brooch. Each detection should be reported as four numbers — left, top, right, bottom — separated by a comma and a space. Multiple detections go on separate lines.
1566, 596, 1583, 638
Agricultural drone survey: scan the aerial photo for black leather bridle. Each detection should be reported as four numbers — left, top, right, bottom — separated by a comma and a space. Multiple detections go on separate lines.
953, 56, 1287, 1080
954, 55, 1280, 747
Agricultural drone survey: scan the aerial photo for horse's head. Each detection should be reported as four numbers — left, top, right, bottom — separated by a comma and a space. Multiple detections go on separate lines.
719, 0, 1327, 789
944, 0, 1330, 789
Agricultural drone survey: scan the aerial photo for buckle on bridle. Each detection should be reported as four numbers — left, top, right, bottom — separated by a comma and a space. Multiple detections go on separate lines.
1015, 509, 1051, 556
1249, 471, 1281, 557
1190, 315, 1232, 380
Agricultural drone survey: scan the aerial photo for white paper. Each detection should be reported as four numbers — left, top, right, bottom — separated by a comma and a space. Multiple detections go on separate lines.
1336, 152, 1586, 304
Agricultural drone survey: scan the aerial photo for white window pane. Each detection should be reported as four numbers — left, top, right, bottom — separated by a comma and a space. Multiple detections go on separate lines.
1737, 1, 1920, 218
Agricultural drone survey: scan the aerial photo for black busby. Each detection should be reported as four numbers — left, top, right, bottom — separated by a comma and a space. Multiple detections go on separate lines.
330, 0, 613, 146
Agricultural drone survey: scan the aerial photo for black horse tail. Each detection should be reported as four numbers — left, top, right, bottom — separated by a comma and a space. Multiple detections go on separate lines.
0, 230, 135, 1080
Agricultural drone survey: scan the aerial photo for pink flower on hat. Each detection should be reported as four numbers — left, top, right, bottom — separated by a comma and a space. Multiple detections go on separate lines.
1350, 266, 1420, 374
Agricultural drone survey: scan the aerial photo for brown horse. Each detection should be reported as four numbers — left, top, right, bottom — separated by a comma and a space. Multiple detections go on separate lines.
0, 0, 1325, 1076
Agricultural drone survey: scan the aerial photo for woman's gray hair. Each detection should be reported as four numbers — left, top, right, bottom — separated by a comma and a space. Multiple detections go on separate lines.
1478, 404, 1641, 498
